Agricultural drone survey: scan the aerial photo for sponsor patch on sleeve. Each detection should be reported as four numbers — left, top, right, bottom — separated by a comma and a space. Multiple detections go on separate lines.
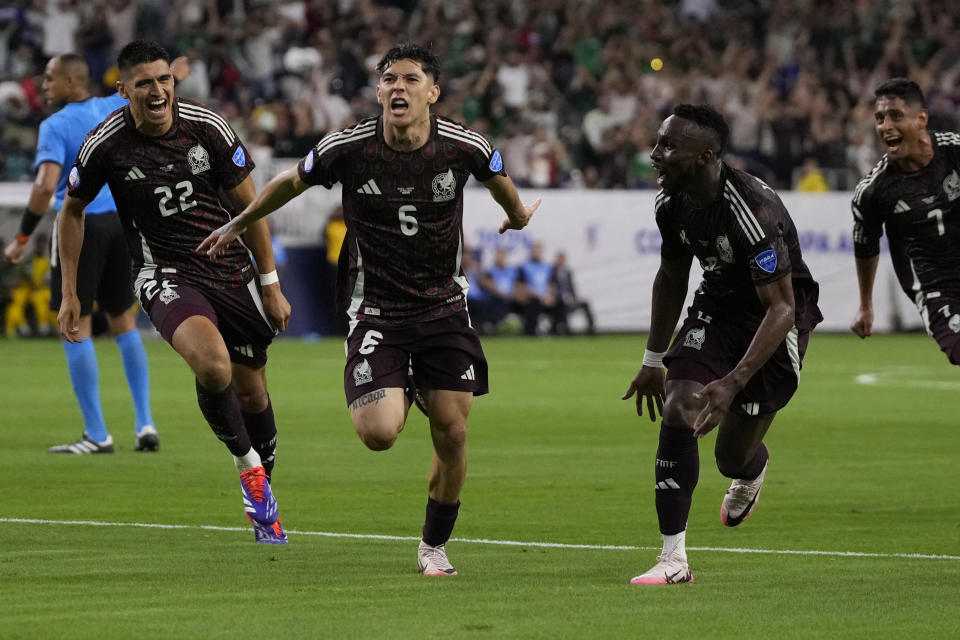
754, 248, 778, 273
232, 146, 246, 167
68, 166, 81, 189
303, 150, 315, 173
488, 149, 503, 172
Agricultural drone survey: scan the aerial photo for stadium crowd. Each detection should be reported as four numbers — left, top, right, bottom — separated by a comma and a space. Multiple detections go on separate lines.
1, 0, 960, 190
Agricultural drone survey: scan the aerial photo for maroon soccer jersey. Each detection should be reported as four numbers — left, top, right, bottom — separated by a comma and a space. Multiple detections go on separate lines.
297, 115, 505, 325
853, 132, 960, 300
656, 164, 822, 331
68, 99, 255, 290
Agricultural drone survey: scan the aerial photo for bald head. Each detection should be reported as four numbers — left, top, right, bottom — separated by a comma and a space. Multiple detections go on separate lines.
42, 54, 90, 105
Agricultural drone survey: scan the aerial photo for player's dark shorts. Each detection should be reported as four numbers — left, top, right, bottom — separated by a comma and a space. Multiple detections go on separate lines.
664, 302, 811, 417
917, 291, 960, 365
343, 311, 488, 405
137, 276, 275, 369
50, 211, 134, 315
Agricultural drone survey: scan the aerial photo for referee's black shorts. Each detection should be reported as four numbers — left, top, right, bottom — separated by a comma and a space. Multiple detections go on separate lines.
50, 211, 135, 316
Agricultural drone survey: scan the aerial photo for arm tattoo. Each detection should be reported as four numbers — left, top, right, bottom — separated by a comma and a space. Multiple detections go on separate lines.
350, 389, 387, 411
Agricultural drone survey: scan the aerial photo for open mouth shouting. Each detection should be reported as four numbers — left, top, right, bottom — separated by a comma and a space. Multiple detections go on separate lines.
390, 96, 409, 116
146, 97, 168, 118
883, 134, 903, 154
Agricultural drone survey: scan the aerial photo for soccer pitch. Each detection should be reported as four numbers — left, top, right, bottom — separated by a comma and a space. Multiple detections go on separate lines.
1, 333, 958, 638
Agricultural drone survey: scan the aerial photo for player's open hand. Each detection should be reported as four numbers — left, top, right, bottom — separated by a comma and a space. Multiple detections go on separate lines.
691, 377, 738, 437
3, 238, 27, 264
622, 366, 666, 421
261, 284, 291, 333
58, 295, 82, 343
850, 306, 873, 339
499, 198, 541, 234
197, 220, 242, 258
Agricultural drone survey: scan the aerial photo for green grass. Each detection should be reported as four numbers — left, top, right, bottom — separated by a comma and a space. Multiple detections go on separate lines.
1, 333, 958, 638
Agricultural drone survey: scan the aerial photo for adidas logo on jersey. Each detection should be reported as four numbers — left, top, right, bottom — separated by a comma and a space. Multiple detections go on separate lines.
357, 179, 382, 195
461, 365, 475, 381
125, 166, 146, 181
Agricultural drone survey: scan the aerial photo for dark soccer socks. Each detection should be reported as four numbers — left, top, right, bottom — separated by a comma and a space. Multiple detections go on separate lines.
720, 442, 769, 481
422, 497, 460, 547
243, 397, 278, 478
654, 424, 700, 536
195, 379, 252, 457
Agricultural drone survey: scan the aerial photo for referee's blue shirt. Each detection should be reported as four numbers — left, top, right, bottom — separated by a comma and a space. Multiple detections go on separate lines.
35, 93, 127, 214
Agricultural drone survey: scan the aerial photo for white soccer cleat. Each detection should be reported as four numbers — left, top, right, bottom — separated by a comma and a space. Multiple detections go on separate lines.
630, 553, 694, 585
721, 459, 768, 527
417, 541, 457, 576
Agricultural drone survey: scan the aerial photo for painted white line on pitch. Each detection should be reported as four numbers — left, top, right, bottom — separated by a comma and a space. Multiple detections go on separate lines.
854, 372, 960, 391
1, 517, 958, 561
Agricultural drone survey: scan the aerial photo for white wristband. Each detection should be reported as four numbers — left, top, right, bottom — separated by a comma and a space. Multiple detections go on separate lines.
258, 270, 279, 286
642, 349, 666, 368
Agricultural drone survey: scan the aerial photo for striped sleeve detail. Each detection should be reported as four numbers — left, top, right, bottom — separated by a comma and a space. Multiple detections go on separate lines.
78, 113, 125, 166
934, 131, 960, 147
852, 156, 888, 206
437, 120, 493, 157
723, 181, 765, 244
178, 103, 236, 144
316, 121, 377, 158
654, 190, 671, 213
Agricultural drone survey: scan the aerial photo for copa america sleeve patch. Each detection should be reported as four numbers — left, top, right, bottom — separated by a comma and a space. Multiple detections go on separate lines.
68, 166, 81, 189
754, 248, 778, 273
232, 146, 246, 167
488, 149, 503, 172
303, 150, 315, 173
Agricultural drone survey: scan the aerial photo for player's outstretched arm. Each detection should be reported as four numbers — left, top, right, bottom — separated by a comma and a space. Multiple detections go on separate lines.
4, 162, 60, 264
851, 254, 879, 339
623, 255, 691, 421
482, 174, 541, 234
197, 166, 308, 258
223, 175, 292, 332
56, 195, 87, 343
692, 273, 795, 437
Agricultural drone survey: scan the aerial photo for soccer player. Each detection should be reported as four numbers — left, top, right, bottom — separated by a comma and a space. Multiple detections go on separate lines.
198, 42, 540, 574
851, 78, 960, 366
2, 54, 184, 453
57, 41, 291, 544
622, 104, 822, 585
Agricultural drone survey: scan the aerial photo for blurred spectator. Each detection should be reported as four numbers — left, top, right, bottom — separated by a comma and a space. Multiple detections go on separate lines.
516, 241, 561, 336
483, 247, 523, 332
4, 232, 55, 337
795, 157, 830, 192
551, 250, 595, 335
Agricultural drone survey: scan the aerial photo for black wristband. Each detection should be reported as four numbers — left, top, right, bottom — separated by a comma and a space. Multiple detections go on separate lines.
19, 207, 43, 237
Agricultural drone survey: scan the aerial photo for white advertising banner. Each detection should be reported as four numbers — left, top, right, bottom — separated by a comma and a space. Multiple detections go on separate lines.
0, 181, 917, 333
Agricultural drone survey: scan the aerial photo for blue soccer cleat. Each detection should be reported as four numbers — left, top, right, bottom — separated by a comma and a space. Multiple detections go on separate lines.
240, 466, 278, 524
247, 514, 288, 545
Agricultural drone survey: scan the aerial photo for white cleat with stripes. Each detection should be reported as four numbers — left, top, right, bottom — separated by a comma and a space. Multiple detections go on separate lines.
48, 434, 114, 454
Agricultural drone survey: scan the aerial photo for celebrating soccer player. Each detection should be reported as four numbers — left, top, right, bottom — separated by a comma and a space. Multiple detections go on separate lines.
3, 54, 191, 454
851, 78, 960, 366
57, 41, 291, 544
622, 105, 822, 585
198, 42, 540, 575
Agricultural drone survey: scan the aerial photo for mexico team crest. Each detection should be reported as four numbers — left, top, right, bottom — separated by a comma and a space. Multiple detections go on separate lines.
683, 326, 706, 350
188, 144, 211, 175
950, 314, 960, 333
353, 359, 373, 385
943, 171, 960, 201
158, 281, 180, 304
432, 169, 456, 202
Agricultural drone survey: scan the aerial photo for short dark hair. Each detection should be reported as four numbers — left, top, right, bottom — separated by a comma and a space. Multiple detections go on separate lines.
874, 78, 925, 107
376, 43, 441, 82
117, 40, 170, 72
672, 104, 729, 154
